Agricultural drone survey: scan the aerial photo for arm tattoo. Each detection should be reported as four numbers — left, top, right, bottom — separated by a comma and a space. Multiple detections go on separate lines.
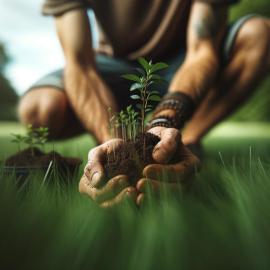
193, 9, 226, 39
195, 16, 219, 38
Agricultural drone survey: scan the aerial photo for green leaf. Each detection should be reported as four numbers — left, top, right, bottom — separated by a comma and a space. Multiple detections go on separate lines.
147, 81, 155, 88
136, 104, 143, 110
150, 62, 168, 73
148, 95, 161, 101
131, 95, 140, 100
122, 74, 141, 83
134, 68, 145, 76
130, 83, 143, 91
138, 57, 150, 73
149, 74, 161, 80
126, 105, 132, 112
150, 75, 167, 84
146, 108, 153, 112
149, 90, 160, 95
11, 133, 22, 139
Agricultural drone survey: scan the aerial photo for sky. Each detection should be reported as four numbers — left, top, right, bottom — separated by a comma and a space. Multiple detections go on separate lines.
0, 0, 97, 95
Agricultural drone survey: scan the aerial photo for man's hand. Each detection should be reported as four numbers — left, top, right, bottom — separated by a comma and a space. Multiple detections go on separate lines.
79, 139, 137, 208
79, 128, 200, 208
135, 126, 200, 206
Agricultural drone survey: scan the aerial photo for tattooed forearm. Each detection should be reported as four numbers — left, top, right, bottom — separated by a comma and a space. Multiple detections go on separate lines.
169, 3, 228, 101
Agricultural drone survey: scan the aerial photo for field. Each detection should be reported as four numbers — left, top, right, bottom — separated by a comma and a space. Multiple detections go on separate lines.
1, 1, 270, 269
1, 121, 270, 270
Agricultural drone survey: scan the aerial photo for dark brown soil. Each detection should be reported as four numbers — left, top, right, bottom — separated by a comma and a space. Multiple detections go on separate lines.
5, 147, 82, 174
104, 133, 160, 184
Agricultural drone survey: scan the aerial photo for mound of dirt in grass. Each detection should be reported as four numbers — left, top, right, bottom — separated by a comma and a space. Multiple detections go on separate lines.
104, 133, 160, 184
5, 147, 81, 173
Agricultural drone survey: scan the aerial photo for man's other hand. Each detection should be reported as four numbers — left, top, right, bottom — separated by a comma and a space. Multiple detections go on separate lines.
135, 126, 201, 206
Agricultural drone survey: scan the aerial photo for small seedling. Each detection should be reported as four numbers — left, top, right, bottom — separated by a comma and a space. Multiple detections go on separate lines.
24, 125, 49, 155
11, 134, 25, 152
126, 105, 139, 142
104, 58, 169, 182
11, 125, 49, 156
108, 105, 139, 142
119, 110, 128, 141
122, 57, 168, 134
108, 107, 116, 138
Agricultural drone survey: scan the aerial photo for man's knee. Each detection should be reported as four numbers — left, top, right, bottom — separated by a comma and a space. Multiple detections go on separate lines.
237, 18, 270, 68
18, 88, 68, 132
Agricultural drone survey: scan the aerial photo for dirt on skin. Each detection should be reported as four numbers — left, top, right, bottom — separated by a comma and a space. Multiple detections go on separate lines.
5, 147, 82, 174
104, 133, 160, 184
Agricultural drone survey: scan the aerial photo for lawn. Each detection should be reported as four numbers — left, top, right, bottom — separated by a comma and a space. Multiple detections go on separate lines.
1, 121, 270, 270
1, 1, 270, 269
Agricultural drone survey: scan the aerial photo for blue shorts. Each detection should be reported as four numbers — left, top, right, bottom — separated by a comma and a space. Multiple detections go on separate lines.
27, 14, 258, 110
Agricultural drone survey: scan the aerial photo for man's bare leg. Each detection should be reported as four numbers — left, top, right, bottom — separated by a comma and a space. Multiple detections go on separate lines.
18, 87, 85, 139
182, 18, 270, 145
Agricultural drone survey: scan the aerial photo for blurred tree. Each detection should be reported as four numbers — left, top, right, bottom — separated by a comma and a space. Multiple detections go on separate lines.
0, 42, 18, 121
0, 43, 10, 72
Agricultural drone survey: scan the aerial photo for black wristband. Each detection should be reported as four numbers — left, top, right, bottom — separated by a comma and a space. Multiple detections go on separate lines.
148, 115, 177, 129
150, 92, 195, 130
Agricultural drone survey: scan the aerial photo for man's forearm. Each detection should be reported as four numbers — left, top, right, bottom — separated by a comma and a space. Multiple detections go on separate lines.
65, 64, 117, 142
169, 48, 219, 103
149, 51, 220, 131
55, 10, 118, 143
169, 2, 227, 104
149, 2, 228, 130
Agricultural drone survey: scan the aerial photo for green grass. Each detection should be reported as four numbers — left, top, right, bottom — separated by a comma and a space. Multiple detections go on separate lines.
1, 2, 270, 269
1, 154, 270, 270
1, 122, 270, 269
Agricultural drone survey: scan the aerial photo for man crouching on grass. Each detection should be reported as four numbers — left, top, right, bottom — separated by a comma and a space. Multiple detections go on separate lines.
18, 0, 270, 207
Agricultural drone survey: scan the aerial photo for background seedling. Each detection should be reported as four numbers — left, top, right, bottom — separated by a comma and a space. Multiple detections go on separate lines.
10, 133, 25, 152
11, 125, 49, 156
25, 125, 49, 155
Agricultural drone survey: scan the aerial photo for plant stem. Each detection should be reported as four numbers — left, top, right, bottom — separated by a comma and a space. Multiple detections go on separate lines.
121, 124, 125, 141
141, 97, 145, 134
113, 126, 116, 138
133, 122, 136, 142
141, 75, 150, 159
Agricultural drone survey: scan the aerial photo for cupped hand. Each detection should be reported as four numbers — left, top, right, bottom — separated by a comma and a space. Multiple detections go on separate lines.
136, 126, 201, 206
79, 128, 200, 207
79, 139, 137, 208
147, 126, 182, 164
